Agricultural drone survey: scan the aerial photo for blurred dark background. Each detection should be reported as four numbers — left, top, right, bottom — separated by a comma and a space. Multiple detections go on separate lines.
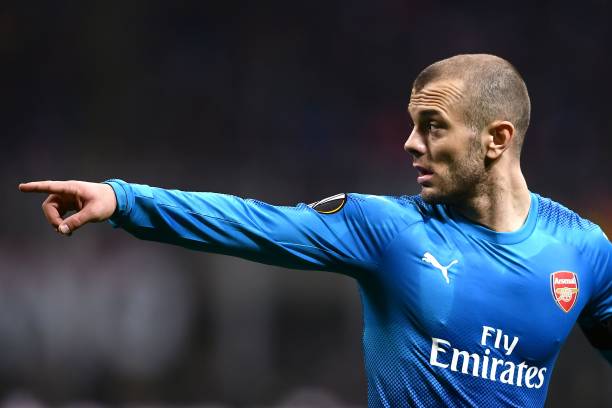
2, 0, 611, 406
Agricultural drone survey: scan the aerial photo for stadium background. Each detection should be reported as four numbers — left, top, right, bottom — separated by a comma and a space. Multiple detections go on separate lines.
2, 1, 611, 406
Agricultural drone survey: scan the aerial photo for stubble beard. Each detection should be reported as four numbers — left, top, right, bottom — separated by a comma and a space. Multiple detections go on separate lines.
419, 136, 487, 205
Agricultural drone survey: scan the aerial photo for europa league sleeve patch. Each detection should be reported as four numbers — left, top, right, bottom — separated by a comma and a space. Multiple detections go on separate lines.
308, 193, 347, 214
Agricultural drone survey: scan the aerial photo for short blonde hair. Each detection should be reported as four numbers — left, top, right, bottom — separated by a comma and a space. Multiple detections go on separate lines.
413, 54, 531, 157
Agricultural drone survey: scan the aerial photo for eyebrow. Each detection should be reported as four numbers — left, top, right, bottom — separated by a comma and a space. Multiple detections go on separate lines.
415, 109, 442, 118
407, 107, 445, 119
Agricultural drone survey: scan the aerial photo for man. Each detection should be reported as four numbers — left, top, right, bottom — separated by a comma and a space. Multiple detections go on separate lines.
20, 54, 611, 407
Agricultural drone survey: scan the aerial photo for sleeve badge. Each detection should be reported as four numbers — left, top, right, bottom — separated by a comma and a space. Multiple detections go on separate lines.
308, 193, 347, 214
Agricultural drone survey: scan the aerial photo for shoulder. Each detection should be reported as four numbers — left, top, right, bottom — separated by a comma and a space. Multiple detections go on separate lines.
306, 193, 436, 263
345, 193, 438, 227
308, 192, 436, 228
535, 193, 610, 256
535, 194, 599, 233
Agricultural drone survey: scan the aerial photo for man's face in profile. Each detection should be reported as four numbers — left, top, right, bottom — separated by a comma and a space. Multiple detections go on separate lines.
405, 79, 487, 204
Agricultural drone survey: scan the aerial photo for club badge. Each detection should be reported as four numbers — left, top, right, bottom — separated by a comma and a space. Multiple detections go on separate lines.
550, 271, 579, 313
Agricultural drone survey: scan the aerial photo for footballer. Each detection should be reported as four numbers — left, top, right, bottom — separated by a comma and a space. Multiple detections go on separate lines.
20, 54, 612, 407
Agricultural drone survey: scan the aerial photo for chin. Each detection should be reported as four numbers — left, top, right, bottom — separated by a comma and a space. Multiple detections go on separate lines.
419, 186, 453, 205
419, 187, 443, 204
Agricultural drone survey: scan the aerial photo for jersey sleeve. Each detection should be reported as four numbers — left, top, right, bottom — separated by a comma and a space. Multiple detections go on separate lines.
578, 228, 612, 363
102, 179, 409, 277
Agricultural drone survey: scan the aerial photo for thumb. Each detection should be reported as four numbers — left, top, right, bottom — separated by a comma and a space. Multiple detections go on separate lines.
58, 208, 94, 236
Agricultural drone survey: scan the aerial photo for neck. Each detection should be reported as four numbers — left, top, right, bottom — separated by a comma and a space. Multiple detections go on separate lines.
451, 163, 531, 232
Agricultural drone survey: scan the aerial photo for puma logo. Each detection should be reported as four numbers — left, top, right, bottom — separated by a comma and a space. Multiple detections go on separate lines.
422, 252, 459, 284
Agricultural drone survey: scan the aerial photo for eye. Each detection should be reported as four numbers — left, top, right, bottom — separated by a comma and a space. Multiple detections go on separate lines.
424, 121, 439, 132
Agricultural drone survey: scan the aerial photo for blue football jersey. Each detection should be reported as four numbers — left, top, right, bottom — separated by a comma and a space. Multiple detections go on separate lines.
103, 179, 612, 407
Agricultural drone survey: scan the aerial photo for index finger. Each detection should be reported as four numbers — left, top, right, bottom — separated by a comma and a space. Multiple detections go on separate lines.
18, 180, 76, 195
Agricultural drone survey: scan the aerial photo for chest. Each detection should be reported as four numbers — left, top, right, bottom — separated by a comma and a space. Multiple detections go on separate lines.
375, 226, 591, 362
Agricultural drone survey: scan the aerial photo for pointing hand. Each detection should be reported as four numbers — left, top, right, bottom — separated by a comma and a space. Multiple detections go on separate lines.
19, 180, 118, 236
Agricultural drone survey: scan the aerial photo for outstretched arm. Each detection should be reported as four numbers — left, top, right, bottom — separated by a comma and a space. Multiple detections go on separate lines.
20, 179, 404, 276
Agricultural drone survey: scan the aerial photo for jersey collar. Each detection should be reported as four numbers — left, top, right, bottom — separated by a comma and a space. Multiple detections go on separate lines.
441, 193, 539, 245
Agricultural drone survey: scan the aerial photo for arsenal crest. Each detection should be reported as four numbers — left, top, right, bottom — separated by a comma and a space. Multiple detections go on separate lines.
550, 271, 579, 313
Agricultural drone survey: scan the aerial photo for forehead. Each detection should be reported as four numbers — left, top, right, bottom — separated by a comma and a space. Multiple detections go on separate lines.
408, 80, 465, 118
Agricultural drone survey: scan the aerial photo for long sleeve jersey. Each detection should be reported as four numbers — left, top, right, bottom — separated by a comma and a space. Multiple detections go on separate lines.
104, 179, 612, 407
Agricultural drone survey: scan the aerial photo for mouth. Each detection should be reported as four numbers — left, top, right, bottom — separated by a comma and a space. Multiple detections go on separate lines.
413, 164, 434, 185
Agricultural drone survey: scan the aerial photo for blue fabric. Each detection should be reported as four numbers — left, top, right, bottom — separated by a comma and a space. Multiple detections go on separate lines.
103, 179, 612, 407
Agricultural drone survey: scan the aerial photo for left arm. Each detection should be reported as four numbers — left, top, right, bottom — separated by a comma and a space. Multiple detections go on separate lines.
579, 228, 612, 365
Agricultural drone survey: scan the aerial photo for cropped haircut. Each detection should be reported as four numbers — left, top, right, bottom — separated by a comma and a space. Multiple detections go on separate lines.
413, 54, 531, 157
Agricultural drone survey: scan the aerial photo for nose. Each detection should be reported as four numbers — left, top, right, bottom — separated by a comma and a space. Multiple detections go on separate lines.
404, 127, 426, 158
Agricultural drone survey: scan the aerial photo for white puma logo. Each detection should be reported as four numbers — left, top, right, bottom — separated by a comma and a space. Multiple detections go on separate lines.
422, 252, 459, 284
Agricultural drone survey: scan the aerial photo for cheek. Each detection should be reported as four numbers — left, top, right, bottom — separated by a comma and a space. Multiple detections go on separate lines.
429, 140, 461, 167
451, 141, 487, 179
432, 132, 483, 163
431, 143, 482, 182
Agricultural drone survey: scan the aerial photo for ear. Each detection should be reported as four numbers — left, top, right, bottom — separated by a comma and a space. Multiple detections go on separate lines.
484, 121, 515, 160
